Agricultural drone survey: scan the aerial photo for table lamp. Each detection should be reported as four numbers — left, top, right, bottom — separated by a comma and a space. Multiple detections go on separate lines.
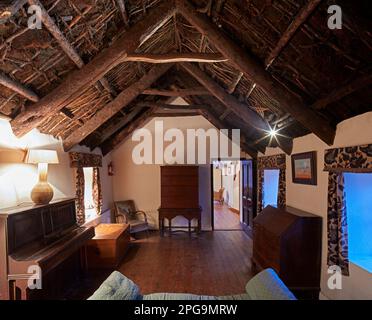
25, 149, 59, 205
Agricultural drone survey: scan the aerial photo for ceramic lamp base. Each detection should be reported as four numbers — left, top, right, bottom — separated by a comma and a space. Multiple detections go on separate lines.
31, 181, 54, 205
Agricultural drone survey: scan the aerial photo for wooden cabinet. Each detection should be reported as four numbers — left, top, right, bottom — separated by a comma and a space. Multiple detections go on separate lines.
159, 166, 201, 236
252, 205, 322, 299
86, 224, 130, 268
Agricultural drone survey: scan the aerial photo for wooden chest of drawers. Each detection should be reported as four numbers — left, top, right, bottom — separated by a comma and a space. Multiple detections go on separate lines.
86, 224, 130, 268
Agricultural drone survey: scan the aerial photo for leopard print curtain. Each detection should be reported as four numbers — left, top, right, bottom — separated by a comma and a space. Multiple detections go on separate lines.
92, 167, 103, 216
327, 172, 349, 276
257, 169, 264, 213
75, 167, 85, 225
278, 168, 286, 208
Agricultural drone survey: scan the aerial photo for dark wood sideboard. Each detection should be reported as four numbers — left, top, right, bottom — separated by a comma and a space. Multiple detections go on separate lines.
252, 205, 322, 300
158, 166, 202, 236
0, 198, 94, 300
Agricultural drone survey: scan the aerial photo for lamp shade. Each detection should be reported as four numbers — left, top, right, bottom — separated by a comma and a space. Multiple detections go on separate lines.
25, 149, 59, 164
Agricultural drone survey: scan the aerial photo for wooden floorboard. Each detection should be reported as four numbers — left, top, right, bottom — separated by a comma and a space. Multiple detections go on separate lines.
214, 203, 242, 230
67, 230, 253, 299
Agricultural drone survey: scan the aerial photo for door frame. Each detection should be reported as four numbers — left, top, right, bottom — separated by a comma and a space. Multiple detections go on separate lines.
210, 157, 250, 231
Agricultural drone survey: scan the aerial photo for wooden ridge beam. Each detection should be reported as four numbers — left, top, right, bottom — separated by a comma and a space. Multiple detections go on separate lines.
62, 64, 172, 151
0, 72, 39, 102
153, 111, 201, 117
312, 73, 372, 110
125, 53, 227, 63
101, 108, 155, 156
176, 0, 335, 146
142, 87, 211, 97
11, 1, 176, 137
265, 0, 322, 68
137, 102, 207, 110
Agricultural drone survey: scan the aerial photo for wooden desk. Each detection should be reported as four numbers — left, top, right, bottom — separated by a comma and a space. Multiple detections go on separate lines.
158, 207, 202, 236
86, 224, 130, 268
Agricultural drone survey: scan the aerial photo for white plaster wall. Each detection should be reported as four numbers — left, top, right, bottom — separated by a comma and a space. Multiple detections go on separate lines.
0, 119, 113, 212
259, 112, 372, 300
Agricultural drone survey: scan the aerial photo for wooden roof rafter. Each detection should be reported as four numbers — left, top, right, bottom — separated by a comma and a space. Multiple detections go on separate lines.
181, 62, 293, 155
62, 63, 173, 151
10, 1, 176, 137
176, 0, 336, 147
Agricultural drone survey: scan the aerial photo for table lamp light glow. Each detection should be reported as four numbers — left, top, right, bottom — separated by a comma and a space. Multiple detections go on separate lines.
25, 149, 59, 205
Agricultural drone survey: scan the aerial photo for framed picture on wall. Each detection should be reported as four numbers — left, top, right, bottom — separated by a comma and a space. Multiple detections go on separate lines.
291, 151, 317, 185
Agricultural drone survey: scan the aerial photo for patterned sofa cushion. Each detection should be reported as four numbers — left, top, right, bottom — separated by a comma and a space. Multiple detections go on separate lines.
88, 271, 142, 300
245, 268, 296, 300
88, 269, 295, 300
143, 293, 217, 300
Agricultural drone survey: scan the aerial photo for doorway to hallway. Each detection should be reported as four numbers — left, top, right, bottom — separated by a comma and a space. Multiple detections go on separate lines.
212, 160, 242, 231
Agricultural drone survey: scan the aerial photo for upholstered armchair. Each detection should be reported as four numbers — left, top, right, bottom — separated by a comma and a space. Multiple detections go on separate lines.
114, 200, 150, 237
213, 187, 225, 204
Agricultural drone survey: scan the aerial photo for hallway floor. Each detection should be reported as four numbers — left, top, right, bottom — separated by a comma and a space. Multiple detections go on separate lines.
214, 202, 242, 230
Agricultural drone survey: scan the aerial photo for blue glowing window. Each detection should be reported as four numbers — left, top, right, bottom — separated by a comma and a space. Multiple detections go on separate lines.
344, 173, 372, 272
263, 169, 280, 208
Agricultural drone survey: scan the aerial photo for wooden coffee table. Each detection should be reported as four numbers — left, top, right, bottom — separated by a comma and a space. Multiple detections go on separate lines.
86, 223, 130, 268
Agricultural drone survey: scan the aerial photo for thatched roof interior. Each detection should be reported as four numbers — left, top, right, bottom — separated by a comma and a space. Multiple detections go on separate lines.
0, 0, 371, 156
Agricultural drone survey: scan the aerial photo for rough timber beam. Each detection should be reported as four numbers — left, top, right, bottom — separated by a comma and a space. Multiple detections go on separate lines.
0, 0, 27, 23
116, 0, 129, 27
28, 0, 115, 97
11, 1, 176, 137
181, 62, 293, 155
142, 87, 211, 97
198, 108, 258, 158
101, 108, 155, 156
312, 73, 372, 110
27, 0, 84, 68
176, 0, 335, 146
0, 73, 39, 102
62, 64, 172, 151
265, 0, 322, 68
125, 53, 227, 63
91, 107, 144, 149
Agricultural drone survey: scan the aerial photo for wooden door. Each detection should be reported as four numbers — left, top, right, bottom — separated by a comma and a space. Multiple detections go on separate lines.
241, 160, 257, 232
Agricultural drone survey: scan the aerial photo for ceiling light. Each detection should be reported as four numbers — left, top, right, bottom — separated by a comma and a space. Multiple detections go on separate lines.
269, 128, 278, 137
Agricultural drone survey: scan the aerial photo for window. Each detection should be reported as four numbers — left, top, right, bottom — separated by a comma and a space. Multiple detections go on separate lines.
83, 167, 97, 222
344, 173, 372, 272
263, 169, 280, 208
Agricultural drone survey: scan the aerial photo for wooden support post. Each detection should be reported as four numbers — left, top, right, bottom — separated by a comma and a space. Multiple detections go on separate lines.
176, 0, 335, 146
11, 1, 176, 137
0, 73, 39, 102
62, 64, 172, 151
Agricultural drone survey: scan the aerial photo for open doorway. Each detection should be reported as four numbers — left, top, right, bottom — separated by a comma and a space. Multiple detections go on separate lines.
212, 160, 242, 230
